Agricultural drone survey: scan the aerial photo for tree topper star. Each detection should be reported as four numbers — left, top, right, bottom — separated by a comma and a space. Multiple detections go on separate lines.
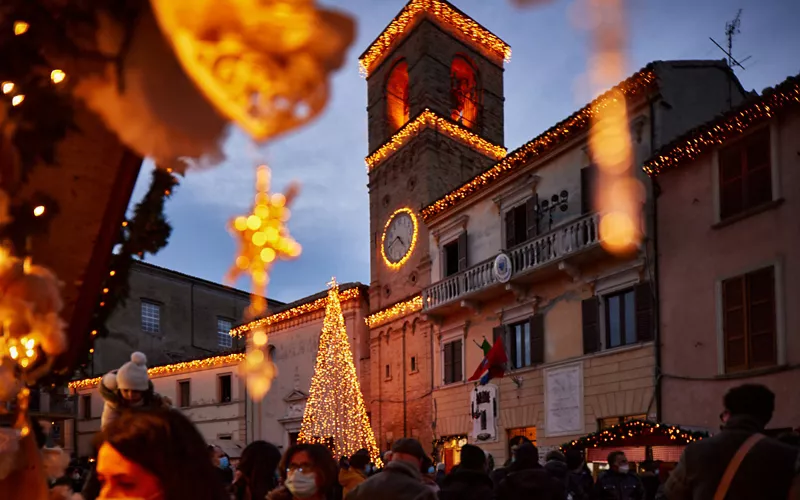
227, 165, 301, 317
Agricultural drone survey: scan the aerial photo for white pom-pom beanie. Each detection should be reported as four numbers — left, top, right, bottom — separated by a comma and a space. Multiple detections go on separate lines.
116, 352, 149, 391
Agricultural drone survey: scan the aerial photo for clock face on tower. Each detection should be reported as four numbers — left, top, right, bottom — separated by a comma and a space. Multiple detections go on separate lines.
381, 208, 418, 269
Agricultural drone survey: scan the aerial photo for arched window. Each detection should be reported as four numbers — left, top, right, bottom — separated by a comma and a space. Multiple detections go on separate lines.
386, 60, 410, 132
450, 56, 479, 129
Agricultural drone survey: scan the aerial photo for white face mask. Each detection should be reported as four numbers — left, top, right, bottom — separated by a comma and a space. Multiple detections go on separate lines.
285, 470, 317, 498
618, 464, 630, 474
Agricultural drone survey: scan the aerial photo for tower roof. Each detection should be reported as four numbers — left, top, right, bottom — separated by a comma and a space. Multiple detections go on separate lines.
359, 0, 511, 77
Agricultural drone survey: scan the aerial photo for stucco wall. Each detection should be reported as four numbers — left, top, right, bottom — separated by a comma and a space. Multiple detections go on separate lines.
658, 111, 800, 431
75, 361, 245, 457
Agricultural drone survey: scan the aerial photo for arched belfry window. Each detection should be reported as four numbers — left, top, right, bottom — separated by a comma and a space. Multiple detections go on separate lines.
450, 56, 480, 129
386, 60, 410, 132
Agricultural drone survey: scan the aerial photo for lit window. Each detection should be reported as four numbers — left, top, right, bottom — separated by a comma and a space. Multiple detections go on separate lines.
141, 301, 160, 334
217, 318, 233, 349
450, 56, 480, 129
386, 60, 409, 132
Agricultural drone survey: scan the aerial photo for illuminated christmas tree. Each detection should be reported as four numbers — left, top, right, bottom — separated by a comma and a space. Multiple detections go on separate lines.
299, 279, 382, 466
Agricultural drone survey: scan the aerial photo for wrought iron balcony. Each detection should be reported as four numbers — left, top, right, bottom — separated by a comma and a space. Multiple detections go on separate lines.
422, 213, 601, 313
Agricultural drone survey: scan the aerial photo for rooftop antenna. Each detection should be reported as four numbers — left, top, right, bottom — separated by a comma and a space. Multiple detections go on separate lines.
710, 9, 752, 108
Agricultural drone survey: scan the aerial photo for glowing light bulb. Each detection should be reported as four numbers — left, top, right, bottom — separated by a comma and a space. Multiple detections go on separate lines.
260, 248, 276, 263
252, 330, 268, 346
50, 69, 66, 84
271, 193, 286, 207
13, 21, 29, 35
12, 95, 24, 106
247, 349, 264, 366
9, 346, 19, 359
2, 82, 13, 94
246, 215, 261, 230
251, 232, 267, 246
24, 339, 34, 349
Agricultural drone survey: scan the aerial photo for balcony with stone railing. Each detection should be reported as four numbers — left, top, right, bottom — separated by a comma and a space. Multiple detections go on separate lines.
422, 213, 602, 314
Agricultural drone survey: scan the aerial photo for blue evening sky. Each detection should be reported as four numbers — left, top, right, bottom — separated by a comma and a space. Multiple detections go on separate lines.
128, 0, 799, 304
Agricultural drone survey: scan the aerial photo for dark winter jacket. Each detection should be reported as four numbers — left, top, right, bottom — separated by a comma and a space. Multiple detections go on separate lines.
345, 460, 438, 500
639, 472, 659, 500
439, 468, 494, 500
545, 459, 569, 483
566, 470, 592, 500
497, 464, 566, 500
592, 470, 644, 500
664, 415, 800, 500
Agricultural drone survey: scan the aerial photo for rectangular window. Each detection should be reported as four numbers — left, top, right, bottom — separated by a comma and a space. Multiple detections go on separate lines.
605, 289, 637, 349
219, 374, 232, 403
289, 432, 299, 448
443, 340, 463, 385
218, 434, 233, 440
385, 364, 391, 380
504, 196, 539, 249
444, 240, 460, 277
410, 356, 417, 372
581, 165, 598, 214
81, 395, 92, 420
719, 128, 772, 220
509, 320, 532, 369
141, 300, 161, 334
722, 266, 777, 373
217, 318, 233, 349
178, 380, 191, 408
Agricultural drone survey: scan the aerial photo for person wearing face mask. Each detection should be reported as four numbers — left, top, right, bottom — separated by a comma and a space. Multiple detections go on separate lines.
267, 443, 338, 500
91, 407, 228, 500
592, 451, 643, 500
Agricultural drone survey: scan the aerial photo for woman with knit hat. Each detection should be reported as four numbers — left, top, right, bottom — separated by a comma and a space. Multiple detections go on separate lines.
99, 351, 170, 429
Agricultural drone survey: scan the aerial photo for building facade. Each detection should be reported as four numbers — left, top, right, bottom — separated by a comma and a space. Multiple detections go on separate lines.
360, 0, 748, 467
71, 353, 247, 458
648, 76, 800, 433
91, 261, 282, 375
238, 283, 371, 453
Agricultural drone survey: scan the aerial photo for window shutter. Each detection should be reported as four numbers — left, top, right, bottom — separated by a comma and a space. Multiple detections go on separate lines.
457, 232, 468, 271
505, 210, 516, 249
746, 267, 776, 367
443, 342, 453, 384
580, 166, 597, 214
582, 297, 600, 354
634, 282, 654, 342
722, 276, 746, 372
526, 194, 539, 240
530, 314, 545, 364
453, 340, 463, 382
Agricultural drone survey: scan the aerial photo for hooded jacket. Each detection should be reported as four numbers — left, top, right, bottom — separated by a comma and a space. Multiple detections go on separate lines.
439, 468, 495, 500
495, 444, 566, 500
345, 460, 438, 500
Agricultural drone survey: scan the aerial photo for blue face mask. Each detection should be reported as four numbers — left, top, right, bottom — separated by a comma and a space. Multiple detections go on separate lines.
427, 466, 435, 474
365, 465, 372, 474
219, 456, 229, 469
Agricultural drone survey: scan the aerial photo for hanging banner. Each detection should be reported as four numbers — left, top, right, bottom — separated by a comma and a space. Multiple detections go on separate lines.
470, 383, 498, 442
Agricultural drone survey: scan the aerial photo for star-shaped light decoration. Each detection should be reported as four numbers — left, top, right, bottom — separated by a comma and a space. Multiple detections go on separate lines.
227, 164, 301, 399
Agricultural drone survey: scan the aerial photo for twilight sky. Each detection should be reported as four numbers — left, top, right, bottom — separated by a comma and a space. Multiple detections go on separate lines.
128, 0, 799, 304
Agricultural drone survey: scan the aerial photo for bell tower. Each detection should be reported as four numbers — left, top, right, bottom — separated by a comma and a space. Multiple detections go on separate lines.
363, 0, 509, 309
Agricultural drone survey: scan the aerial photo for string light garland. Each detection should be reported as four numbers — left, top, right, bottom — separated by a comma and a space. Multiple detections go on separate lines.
380, 208, 419, 270
359, 0, 511, 76
644, 74, 800, 177
559, 420, 708, 452
421, 68, 658, 221
299, 279, 383, 467
230, 287, 362, 337
68, 352, 246, 390
365, 295, 423, 328
366, 109, 506, 172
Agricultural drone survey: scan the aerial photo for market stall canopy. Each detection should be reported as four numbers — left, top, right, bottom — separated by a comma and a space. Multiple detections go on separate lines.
560, 420, 709, 455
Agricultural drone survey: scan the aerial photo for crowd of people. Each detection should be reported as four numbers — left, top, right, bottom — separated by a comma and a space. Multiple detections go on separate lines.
45, 365, 798, 499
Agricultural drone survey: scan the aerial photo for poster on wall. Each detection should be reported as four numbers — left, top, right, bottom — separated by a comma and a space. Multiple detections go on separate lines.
544, 362, 584, 437
470, 383, 498, 442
